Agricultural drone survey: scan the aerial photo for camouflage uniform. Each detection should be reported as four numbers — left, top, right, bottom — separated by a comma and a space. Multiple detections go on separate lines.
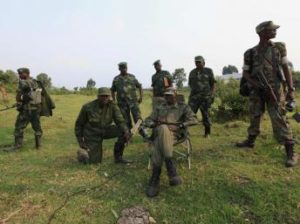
75, 97, 128, 164
151, 69, 173, 109
243, 41, 293, 144
145, 101, 197, 166
14, 75, 43, 148
188, 59, 216, 135
111, 73, 143, 130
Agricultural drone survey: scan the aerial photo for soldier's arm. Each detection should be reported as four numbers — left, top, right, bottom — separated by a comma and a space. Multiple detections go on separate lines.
188, 71, 193, 87
111, 80, 117, 101
182, 105, 198, 127
74, 106, 88, 142
135, 78, 143, 103
144, 109, 158, 128
242, 49, 261, 88
209, 69, 217, 95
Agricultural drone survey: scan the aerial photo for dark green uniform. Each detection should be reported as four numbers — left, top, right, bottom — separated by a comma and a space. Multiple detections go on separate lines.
14, 78, 43, 143
188, 67, 216, 131
243, 41, 293, 144
75, 99, 128, 163
145, 102, 197, 166
151, 70, 173, 109
111, 73, 142, 129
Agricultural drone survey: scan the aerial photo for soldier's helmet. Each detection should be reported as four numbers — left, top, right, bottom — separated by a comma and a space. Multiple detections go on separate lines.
17, 68, 30, 74
77, 148, 89, 164
98, 87, 111, 96
256, 21, 280, 34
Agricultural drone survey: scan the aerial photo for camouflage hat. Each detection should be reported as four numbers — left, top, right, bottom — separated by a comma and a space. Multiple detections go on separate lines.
77, 148, 89, 164
118, 62, 127, 67
153, 60, 161, 65
256, 21, 280, 34
17, 67, 30, 74
98, 87, 111, 96
164, 87, 177, 95
194, 56, 205, 63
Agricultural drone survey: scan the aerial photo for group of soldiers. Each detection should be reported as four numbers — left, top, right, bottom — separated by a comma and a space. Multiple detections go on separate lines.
3, 20, 298, 198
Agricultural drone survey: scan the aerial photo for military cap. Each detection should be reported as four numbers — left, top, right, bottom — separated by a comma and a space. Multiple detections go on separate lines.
98, 87, 111, 96
164, 87, 177, 95
118, 62, 127, 67
77, 148, 89, 164
153, 60, 161, 65
17, 67, 30, 74
256, 21, 280, 34
194, 56, 205, 63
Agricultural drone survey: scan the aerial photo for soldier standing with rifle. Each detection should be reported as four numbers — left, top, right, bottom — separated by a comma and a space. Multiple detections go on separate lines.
236, 21, 298, 167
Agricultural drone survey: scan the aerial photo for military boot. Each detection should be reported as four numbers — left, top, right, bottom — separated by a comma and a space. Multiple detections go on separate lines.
4, 136, 23, 152
114, 142, 133, 164
285, 143, 298, 167
235, 135, 256, 148
165, 158, 182, 186
35, 135, 41, 149
204, 126, 211, 138
146, 165, 161, 198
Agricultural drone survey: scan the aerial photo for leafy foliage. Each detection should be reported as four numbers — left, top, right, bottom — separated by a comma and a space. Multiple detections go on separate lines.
36, 73, 52, 88
172, 68, 187, 88
222, 65, 239, 75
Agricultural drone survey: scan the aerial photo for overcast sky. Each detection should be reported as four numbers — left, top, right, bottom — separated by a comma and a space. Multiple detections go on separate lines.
1, 0, 299, 89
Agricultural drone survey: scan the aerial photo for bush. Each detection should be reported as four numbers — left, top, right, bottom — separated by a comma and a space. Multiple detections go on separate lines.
214, 78, 249, 121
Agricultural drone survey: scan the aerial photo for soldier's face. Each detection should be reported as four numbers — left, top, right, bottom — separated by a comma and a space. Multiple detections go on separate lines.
119, 66, 127, 74
261, 28, 277, 39
165, 94, 176, 105
195, 61, 204, 69
98, 95, 110, 104
18, 72, 29, 80
154, 64, 162, 72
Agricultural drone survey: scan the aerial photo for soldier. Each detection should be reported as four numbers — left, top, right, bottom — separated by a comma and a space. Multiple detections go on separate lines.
144, 87, 198, 197
8, 68, 44, 150
188, 56, 216, 137
75, 87, 131, 164
236, 21, 298, 167
111, 62, 148, 139
151, 60, 173, 109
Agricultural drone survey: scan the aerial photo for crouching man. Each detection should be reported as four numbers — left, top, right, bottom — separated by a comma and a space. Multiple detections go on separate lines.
144, 88, 198, 197
75, 87, 131, 164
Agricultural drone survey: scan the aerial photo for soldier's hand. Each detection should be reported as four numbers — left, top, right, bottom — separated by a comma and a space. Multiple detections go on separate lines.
21, 93, 31, 103
286, 89, 295, 101
179, 123, 186, 129
124, 131, 132, 142
79, 139, 88, 149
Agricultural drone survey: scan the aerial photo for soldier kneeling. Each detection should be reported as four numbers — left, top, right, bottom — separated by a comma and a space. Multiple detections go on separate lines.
75, 87, 131, 164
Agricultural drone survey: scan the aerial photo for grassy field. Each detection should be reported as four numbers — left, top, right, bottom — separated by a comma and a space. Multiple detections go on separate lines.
0, 92, 300, 224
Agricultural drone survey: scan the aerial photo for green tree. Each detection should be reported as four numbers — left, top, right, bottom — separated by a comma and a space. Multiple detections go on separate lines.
36, 73, 52, 88
172, 68, 186, 88
0, 70, 18, 84
86, 78, 96, 89
222, 65, 239, 75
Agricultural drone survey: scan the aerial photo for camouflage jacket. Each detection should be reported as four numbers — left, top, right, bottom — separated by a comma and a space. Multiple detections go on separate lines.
144, 102, 198, 131
188, 67, 216, 98
243, 41, 287, 91
16, 78, 42, 110
75, 100, 128, 140
151, 70, 173, 97
111, 73, 142, 102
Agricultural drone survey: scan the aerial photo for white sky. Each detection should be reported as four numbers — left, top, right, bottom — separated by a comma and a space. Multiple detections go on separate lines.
1, 0, 299, 88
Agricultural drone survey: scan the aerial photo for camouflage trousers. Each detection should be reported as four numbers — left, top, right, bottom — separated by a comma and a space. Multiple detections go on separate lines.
151, 125, 176, 167
84, 125, 125, 164
118, 100, 142, 129
188, 96, 212, 128
14, 108, 42, 138
247, 90, 294, 145
152, 96, 165, 110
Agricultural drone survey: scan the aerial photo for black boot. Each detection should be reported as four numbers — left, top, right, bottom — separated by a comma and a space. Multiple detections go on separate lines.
35, 135, 41, 149
235, 135, 256, 148
139, 128, 149, 142
204, 126, 211, 138
114, 142, 132, 164
4, 136, 23, 152
285, 143, 298, 167
165, 158, 182, 186
146, 165, 161, 198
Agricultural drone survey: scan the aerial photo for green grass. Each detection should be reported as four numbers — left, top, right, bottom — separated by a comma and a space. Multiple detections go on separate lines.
0, 92, 300, 224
